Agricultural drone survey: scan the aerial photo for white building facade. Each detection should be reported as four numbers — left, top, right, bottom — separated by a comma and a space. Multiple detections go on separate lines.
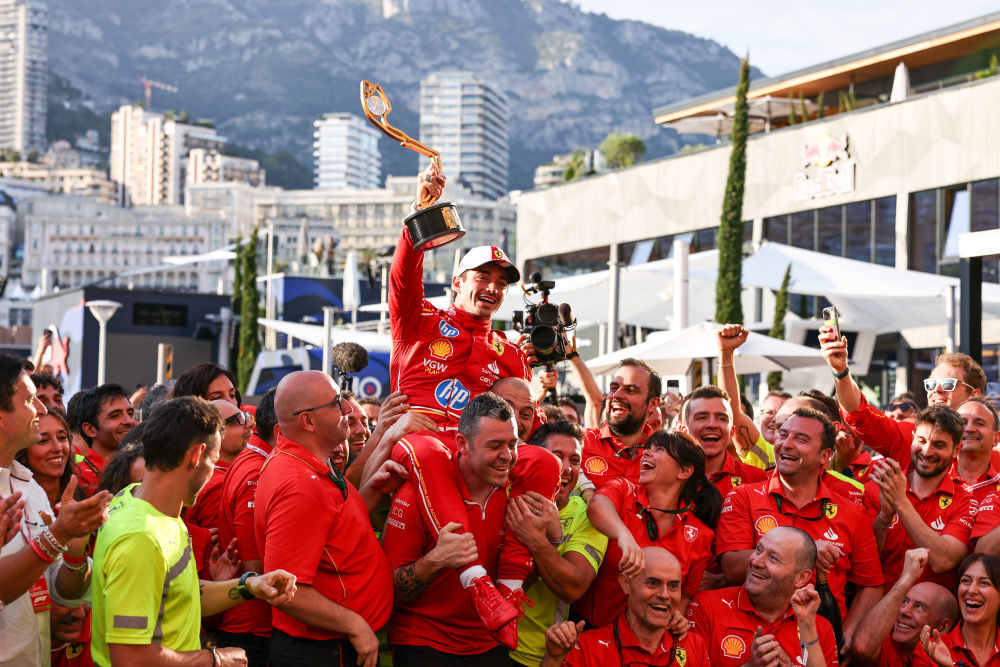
0, 0, 47, 154
419, 71, 509, 201
313, 113, 381, 190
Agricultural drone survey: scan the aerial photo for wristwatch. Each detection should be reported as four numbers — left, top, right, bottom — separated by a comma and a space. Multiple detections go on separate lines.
237, 571, 258, 600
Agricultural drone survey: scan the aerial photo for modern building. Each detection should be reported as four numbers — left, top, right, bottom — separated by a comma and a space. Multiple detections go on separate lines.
533, 150, 605, 189
0, 0, 47, 155
419, 71, 509, 200
515, 11, 1000, 402
186, 148, 265, 188
0, 161, 116, 203
110, 105, 229, 207
313, 113, 381, 190
20, 196, 229, 293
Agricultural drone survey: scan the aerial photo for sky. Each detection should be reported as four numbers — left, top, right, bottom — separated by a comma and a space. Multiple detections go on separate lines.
572, 1, 1000, 76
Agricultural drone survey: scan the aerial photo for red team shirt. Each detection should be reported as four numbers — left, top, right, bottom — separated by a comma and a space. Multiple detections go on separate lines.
574, 478, 714, 627
564, 614, 710, 666
716, 474, 884, 617
710, 452, 769, 500
580, 423, 654, 489
75, 448, 105, 497
389, 227, 529, 428
912, 623, 1000, 667
254, 435, 393, 641
688, 585, 839, 666
973, 484, 1000, 541
186, 462, 228, 531
381, 471, 507, 655
218, 435, 273, 637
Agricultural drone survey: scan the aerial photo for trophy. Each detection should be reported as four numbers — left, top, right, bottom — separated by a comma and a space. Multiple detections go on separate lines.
360, 80, 466, 251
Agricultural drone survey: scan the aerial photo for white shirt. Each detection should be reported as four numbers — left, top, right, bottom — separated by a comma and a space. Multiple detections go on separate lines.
0, 461, 86, 667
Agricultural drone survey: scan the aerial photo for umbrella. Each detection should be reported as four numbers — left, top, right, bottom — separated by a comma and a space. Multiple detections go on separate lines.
584, 321, 828, 376
664, 112, 766, 142
890, 62, 911, 102
342, 249, 361, 325
716, 95, 818, 131
257, 318, 392, 352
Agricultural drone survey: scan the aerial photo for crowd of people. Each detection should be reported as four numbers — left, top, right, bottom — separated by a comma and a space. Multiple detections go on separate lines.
4, 167, 1000, 667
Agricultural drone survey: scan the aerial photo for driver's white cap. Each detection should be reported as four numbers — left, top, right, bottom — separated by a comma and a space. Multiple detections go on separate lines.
455, 246, 520, 283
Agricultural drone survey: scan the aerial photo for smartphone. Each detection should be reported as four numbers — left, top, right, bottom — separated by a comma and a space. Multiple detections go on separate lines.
665, 379, 681, 397
822, 306, 841, 339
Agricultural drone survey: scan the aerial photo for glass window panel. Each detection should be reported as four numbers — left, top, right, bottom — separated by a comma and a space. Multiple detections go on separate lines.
694, 227, 717, 252
972, 178, 999, 233
817, 206, 842, 256
744, 220, 754, 243
942, 187, 970, 258
790, 211, 814, 250
874, 196, 896, 267
764, 216, 788, 244
909, 190, 937, 273
846, 201, 872, 262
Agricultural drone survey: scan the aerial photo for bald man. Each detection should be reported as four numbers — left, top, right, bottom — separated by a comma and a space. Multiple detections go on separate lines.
186, 399, 251, 533
542, 547, 709, 666
254, 371, 393, 667
851, 548, 958, 666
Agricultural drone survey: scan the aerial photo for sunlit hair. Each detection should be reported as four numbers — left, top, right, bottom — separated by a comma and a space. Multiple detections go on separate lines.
643, 430, 722, 529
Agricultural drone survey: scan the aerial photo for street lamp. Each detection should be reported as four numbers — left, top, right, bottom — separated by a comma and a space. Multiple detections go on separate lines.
85, 300, 123, 386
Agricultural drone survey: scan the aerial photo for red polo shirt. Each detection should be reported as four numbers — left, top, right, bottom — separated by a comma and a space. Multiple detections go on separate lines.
574, 478, 714, 628
912, 623, 1000, 667
564, 614, 710, 666
865, 474, 976, 589
873, 635, 914, 667
218, 435, 273, 637
716, 473, 884, 617
951, 459, 1000, 502
381, 467, 507, 655
688, 585, 839, 666
971, 484, 1000, 540
75, 448, 105, 497
255, 434, 392, 641
710, 451, 768, 500
842, 396, 912, 464
186, 462, 229, 531
581, 423, 653, 489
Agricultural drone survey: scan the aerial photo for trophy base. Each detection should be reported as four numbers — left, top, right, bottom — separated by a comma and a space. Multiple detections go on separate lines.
405, 202, 466, 251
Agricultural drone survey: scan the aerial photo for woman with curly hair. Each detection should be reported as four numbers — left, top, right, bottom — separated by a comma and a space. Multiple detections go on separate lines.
16, 408, 76, 506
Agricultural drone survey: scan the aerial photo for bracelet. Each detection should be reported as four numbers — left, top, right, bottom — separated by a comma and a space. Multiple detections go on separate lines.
875, 514, 894, 528
62, 557, 89, 574
800, 637, 819, 648
63, 551, 88, 566
238, 571, 258, 600
210, 647, 219, 667
40, 526, 69, 554
565, 350, 578, 360
36, 532, 62, 560
27, 536, 55, 563
719, 362, 733, 368
832, 367, 850, 380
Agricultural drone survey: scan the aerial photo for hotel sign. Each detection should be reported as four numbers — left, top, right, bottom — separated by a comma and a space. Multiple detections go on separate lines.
793, 133, 856, 201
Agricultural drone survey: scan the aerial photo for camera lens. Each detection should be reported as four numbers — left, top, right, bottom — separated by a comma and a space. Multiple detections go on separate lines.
530, 326, 557, 353
535, 303, 559, 325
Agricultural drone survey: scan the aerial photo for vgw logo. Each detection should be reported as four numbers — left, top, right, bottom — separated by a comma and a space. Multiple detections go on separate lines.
434, 379, 471, 411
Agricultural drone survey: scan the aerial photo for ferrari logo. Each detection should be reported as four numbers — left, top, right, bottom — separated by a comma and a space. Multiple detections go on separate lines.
674, 646, 687, 666
492, 247, 504, 260
731, 476, 742, 488
940, 496, 952, 510
492, 339, 504, 355
825, 503, 838, 519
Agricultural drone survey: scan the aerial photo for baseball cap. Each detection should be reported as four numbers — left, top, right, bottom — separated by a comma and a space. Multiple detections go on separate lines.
455, 246, 521, 284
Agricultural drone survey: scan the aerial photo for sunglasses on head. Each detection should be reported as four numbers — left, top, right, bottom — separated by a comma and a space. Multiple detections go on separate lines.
884, 402, 915, 412
224, 411, 254, 427
923, 378, 974, 393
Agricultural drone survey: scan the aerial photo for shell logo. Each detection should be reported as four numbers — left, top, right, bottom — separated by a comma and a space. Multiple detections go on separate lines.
721, 635, 747, 659
584, 457, 608, 475
825, 503, 838, 519
429, 339, 454, 360
940, 496, 953, 510
755, 515, 778, 536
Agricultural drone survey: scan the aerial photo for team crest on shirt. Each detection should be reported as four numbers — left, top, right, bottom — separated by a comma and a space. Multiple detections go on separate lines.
66, 643, 84, 659
684, 525, 698, 542
825, 503, 838, 519
428, 339, 454, 360
721, 635, 747, 659
755, 515, 778, 536
584, 457, 609, 475
492, 339, 505, 356
940, 496, 953, 510
731, 476, 742, 488
674, 646, 688, 666
439, 321, 460, 338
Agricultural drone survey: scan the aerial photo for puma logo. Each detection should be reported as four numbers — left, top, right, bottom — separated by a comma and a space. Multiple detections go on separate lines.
597, 640, 611, 648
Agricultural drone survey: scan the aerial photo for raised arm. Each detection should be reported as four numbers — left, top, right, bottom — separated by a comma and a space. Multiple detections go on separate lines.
851, 548, 928, 661
717, 324, 763, 450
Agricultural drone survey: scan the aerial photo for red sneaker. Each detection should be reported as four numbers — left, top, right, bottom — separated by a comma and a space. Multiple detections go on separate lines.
492, 584, 534, 650
466, 576, 518, 634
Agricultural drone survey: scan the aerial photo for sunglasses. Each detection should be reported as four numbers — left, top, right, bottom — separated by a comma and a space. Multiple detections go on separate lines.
884, 402, 915, 412
923, 378, 974, 393
291, 395, 343, 417
224, 411, 254, 427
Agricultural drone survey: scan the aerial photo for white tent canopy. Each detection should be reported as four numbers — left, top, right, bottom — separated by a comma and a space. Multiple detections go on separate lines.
257, 318, 392, 351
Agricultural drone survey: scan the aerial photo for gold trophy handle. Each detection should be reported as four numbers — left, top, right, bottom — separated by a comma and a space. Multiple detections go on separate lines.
360, 80, 441, 209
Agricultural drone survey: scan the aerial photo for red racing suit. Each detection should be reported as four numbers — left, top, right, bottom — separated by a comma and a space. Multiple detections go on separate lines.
388, 225, 560, 581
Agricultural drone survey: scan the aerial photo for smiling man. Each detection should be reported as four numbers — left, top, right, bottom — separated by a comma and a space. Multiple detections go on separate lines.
542, 547, 709, 667
74, 384, 137, 497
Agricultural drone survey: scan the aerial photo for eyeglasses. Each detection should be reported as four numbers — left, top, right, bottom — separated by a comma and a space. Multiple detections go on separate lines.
224, 411, 254, 426
884, 402, 915, 412
291, 395, 343, 416
923, 378, 974, 393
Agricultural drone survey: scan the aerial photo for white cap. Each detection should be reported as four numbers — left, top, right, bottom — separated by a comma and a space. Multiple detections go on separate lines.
455, 246, 520, 283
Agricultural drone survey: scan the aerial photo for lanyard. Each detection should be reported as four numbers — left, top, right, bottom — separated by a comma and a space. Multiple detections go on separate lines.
641, 501, 692, 541
274, 450, 348, 500
613, 617, 676, 667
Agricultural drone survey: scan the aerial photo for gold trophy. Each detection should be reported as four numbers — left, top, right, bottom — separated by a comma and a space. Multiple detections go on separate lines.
360, 80, 466, 251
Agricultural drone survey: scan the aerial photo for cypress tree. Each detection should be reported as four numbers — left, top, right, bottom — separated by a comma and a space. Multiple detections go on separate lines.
715, 56, 750, 325
237, 223, 262, 393
229, 236, 243, 371
766, 264, 792, 390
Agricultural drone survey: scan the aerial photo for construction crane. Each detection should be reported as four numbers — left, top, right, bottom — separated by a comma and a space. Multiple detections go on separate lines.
139, 77, 178, 110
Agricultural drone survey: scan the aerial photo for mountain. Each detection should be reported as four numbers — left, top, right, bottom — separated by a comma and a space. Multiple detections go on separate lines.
45, 0, 759, 191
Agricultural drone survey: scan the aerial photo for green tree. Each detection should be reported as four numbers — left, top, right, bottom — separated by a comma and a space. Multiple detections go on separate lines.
766, 264, 792, 391
229, 236, 243, 370
599, 132, 645, 169
714, 56, 750, 326
237, 224, 262, 393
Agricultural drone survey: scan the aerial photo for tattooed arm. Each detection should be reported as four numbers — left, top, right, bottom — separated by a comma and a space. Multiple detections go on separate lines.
391, 521, 478, 602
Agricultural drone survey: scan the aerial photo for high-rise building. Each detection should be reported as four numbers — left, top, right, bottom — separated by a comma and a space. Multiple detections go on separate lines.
0, 0, 48, 155
313, 113, 381, 190
419, 71, 509, 201
110, 105, 230, 207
